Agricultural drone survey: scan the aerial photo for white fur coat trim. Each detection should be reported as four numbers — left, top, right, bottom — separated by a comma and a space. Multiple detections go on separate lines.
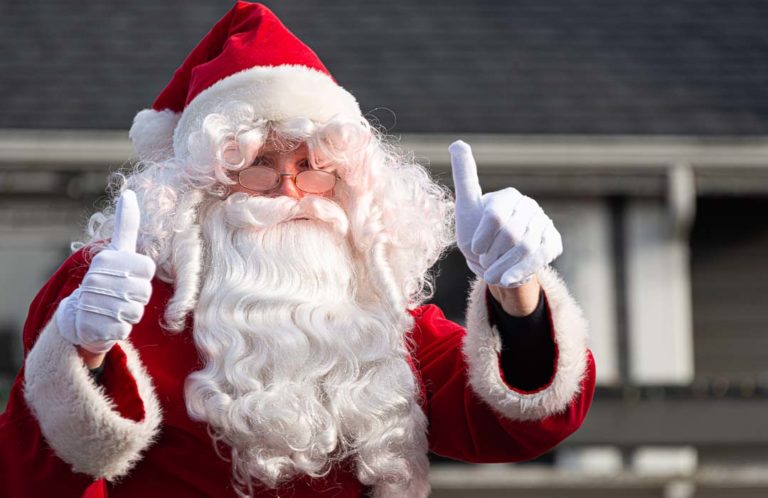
23, 318, 162, 480
463, 266, 589, 421
172, 64, 362, 159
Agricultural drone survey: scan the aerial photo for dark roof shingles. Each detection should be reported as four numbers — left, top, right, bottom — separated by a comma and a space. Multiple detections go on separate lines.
1, 0, 767, 135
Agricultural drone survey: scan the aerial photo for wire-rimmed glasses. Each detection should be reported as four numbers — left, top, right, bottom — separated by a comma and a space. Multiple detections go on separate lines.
237, 166, 337, 194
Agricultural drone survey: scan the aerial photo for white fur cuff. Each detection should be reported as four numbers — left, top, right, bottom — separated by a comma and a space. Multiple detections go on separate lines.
23, 318, 162, 480
462, 267, 589, 421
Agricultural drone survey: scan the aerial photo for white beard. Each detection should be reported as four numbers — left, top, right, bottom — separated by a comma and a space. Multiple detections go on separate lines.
184, 194, 429, 497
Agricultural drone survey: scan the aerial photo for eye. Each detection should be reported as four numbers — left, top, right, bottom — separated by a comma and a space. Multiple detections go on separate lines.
298, 159, 312, 170
251, 156, 270, 166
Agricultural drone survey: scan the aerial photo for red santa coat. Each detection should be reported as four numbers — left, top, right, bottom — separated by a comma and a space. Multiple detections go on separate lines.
0, 250, 595, 498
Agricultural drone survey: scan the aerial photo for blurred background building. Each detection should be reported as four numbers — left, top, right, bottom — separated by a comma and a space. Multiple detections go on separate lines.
1, 1, 767, 497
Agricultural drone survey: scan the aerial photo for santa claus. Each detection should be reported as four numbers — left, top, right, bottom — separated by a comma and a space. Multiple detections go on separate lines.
0, 2, 595, 498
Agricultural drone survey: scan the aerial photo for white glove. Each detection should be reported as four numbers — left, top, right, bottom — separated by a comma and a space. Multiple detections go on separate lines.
449, 140, 563, 288
56, 190, 155, 354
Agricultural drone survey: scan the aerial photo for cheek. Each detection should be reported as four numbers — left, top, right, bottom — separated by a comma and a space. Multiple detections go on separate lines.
229, 184, 260, 196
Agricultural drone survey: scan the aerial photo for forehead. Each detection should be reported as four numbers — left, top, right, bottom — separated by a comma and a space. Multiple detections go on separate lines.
258, 138, 309, 156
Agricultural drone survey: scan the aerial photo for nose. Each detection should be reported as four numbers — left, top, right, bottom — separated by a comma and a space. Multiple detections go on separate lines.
272, 173, 303, 199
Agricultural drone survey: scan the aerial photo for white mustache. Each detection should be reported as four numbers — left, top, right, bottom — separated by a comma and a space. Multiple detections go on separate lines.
222, 193, 350, 236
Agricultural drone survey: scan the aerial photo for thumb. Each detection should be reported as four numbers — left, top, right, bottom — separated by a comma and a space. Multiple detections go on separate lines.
448, 140, 483, 217
449, 140, 484, 226
109, 190, 141, 252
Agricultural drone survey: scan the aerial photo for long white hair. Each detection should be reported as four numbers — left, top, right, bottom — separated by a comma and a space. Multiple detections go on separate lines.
83, 103, 453, 326
80, 102, 454, 496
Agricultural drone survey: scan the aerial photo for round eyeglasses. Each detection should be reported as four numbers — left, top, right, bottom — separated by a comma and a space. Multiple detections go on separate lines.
237, 166, 338, 194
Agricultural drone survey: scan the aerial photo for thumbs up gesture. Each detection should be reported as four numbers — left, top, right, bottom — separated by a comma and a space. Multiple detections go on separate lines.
449, 141, 562, 288
56, 190, 156, 354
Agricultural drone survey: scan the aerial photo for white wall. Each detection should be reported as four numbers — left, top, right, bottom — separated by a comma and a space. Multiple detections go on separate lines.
625, 199, 694, 385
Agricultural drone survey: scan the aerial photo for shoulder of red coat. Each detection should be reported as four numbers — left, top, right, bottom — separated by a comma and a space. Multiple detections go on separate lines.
408, 303, 446, 321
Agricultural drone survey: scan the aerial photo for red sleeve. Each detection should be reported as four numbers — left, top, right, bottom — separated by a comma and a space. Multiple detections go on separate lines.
0, 250, 131, 498
409, 304, 596, 463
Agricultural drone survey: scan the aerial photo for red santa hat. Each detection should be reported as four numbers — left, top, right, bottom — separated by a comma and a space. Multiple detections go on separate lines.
129, 1, 362, 161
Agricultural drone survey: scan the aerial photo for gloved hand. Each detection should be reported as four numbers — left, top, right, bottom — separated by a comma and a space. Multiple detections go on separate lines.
449, 140, 563, 288
56, 190, 155, 354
